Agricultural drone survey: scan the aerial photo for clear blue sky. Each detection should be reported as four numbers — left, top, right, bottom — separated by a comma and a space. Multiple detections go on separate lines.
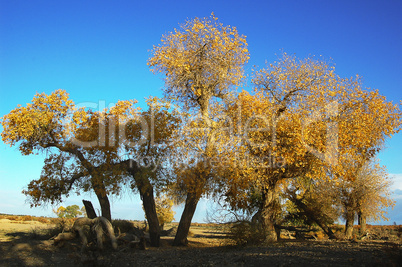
0, 0, 401, 223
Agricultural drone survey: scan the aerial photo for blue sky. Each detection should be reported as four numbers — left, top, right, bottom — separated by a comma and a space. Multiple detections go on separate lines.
0, 0, 401, 223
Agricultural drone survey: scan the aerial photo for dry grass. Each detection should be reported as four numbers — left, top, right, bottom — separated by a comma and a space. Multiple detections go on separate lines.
0, 214, 52, 224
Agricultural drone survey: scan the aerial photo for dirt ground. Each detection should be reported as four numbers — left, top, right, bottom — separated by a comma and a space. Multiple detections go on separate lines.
0, 217, 401, 267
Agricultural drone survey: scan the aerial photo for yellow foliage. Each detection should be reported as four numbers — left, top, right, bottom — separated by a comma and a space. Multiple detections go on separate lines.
213, 53, 401, 211
148, 13, 249, 112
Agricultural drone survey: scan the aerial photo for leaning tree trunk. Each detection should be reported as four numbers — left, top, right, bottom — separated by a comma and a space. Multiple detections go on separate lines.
345, 209, 355, 239
311, 217, 336, 240
259, 180, 280, 242
90, 176, 112, 222
128, 161, 160, 247
173, 191, 200, 246
94, 189, 112, 222
173, 160, 209, 246
137, 179, 160, 247
287, 191, 337, 239
172, 119, 214, 246
358, 210, 367, 235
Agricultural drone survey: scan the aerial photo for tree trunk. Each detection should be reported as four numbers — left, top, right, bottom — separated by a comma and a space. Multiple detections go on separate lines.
90, 176, 112, 222
138, 182, 160, 247
312, 218, 336, 240
94, 190, 112, 222
358, 210, 367, 235
259, 180, 280, 242
345, 210, 355, 239
128, 161, 160, 247
82, 200, 97, 219
173, 192, 200, 246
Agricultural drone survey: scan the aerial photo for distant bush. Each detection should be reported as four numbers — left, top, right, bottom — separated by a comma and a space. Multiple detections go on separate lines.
5, 215, 19, 221
36, 217, 50, 224
1, 214, 53, 224
21, 215, 33, 221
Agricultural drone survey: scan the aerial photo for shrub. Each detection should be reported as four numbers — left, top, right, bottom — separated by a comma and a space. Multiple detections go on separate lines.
50, 217, 75, 232
143, 195, 175, 231
228, 221, 265, 246
112, 219, 136, 234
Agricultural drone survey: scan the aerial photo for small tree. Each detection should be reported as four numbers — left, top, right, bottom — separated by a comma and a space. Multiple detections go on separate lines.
155, 196, 175, 230
337, 159, 395, 238
54, 205, 83, 218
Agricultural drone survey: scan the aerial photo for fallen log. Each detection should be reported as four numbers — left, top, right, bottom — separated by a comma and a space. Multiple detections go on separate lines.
52, 216, 117, 252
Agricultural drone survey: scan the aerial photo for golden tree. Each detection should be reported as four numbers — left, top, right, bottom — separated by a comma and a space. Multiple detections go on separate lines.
218, 54, 338, 242
217, 53, 401, 242
1, 90, 139, 221
1, 90, 180, 247
149, 13, 249, 245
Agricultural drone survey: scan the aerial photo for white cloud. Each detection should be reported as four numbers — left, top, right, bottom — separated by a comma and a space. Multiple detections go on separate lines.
390, 173, 402, 190
390, 173, 402, 201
